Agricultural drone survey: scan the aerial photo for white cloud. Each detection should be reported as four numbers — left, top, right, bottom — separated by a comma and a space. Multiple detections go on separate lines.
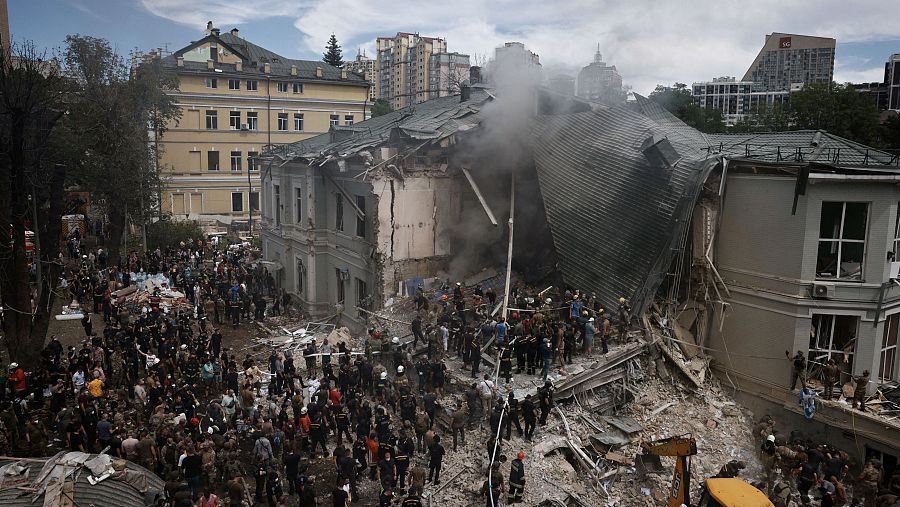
834, 67, 885, 84
142, 0, 898, 95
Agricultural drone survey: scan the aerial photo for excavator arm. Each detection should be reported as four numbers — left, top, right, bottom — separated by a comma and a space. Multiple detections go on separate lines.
641, 435, 698, 507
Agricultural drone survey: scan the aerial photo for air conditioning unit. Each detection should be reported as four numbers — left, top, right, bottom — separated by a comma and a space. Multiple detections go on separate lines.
240, 124, 249, 131
890, 261, 900, 280
811, 283, 835, 299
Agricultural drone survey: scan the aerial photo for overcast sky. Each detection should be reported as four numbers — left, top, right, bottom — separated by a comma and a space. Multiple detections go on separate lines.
10, 0, 900, 95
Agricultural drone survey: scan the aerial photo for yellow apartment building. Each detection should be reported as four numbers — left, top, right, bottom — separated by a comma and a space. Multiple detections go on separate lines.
158, 23, 370, 226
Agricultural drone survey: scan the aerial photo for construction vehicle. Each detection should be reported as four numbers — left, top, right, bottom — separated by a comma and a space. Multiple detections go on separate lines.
639, 435, 774, 507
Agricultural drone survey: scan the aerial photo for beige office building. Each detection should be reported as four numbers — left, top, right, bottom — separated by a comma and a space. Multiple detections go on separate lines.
375, 33, 446, 109
345, 51, 377, 101
742, 32, 835, 92
157, 23, 369, 226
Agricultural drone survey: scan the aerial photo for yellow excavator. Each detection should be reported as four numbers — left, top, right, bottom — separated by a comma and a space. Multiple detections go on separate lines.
639, 435, 774, 507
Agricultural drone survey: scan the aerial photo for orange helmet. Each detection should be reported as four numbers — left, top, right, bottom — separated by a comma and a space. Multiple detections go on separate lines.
440, 294, 449, 302
517, 451, 525, 460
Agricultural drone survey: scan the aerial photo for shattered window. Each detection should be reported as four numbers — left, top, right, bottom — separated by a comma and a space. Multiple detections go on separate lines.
817, 202, 868, 280
810, 314, 858, 379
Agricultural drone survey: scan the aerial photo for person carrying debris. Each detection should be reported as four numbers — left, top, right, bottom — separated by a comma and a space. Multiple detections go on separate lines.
508, 450, 526, 503
785, 350, 807, 390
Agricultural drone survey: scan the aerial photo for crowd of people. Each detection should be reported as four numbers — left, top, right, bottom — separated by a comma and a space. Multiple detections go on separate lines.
0, 238, 640, 507
751, 414, 900, 507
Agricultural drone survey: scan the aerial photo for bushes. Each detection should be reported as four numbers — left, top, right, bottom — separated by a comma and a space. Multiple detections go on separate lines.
146, 215, 204, 251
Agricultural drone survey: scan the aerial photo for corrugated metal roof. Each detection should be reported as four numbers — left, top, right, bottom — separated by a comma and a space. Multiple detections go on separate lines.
531, 96, 718, 315
708, 130, 899, 168
271, 89, 490, 163
0, 454, 164, 507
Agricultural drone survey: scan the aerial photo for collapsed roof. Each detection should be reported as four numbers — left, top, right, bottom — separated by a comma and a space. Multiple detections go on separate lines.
267, 88, 899, 316
0, 452, 164, 507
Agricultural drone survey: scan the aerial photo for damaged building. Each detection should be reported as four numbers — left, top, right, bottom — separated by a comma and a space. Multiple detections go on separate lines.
260, 83, 900, 463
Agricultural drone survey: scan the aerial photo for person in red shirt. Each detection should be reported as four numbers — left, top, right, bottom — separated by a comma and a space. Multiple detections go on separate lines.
8, 363, 26, 394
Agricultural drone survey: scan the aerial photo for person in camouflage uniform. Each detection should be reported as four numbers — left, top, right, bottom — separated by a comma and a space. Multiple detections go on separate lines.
856, 460, 881, 507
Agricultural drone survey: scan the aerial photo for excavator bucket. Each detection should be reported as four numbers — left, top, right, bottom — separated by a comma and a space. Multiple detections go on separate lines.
635, 453, 664, 474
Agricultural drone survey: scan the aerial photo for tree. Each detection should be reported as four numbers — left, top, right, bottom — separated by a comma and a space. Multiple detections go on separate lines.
788, 82, 880, 145
371, 98, 392, 117
63, 35, 180, 266
880, 113, 900, 150
323, 34, 344, 67
146, 215, 203, 251
648, 83, 726, 133
0, 42, 68, 368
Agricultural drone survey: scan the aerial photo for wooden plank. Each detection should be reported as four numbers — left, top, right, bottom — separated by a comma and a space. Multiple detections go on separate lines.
461, 167, 498, 226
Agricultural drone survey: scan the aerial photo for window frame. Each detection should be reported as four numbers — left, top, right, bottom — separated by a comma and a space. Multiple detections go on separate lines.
816, 201, 869, 281
893, 202, 900, 257
277, 82, 289, 93
335, 269, 346, 304
277, 113, 288, 131
249, 191, 260, 212
229, 111, 241, 130
356, 277, 368, 317
355, 195, 366, 238
207, 151, 219, 171
273, 184, 281, 227
230, 150, 242, 172
335, 193, 344, 232
228, 79, 240, 90
246, 112, 259, 130
231, 192, 244, 212
881, 313, 899, 382
344, 115, 354, 126
246, 80, 258, 91
293, 83, 304, 94
330, 114, 340, 127
247, 151, 259, 172
294, 113, 304, 131
205, 110, 218, 130
295, 187, 303, 224
809, 313, 859, 378
205, 77, 217, 89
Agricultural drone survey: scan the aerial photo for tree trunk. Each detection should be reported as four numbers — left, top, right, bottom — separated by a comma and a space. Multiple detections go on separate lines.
105, 201, 126, 267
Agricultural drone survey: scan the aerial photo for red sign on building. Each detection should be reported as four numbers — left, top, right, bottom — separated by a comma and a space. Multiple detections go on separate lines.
779, 37, 792, 49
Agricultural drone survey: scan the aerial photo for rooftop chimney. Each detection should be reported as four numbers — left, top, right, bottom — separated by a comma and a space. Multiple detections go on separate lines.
235, 61, 242, 72
341, 68, 347, 79
315, 66, 323, 78
291, 65, 297, 76
206, 21, 213, 35
264, 62, 271, 74
211, 28, 220, 36
207, 59, 214, 70
176, 56, 184, 67
460, 84, 471, 102
231, 28, 240, 37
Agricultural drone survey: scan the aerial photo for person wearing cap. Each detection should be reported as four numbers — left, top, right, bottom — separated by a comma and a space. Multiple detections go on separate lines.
7, 363, 25, 396
617, 297, 631, 342
508, 450, 526, 503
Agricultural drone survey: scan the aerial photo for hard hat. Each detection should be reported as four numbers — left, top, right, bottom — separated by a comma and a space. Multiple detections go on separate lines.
9, 363, 17, 369
767, 435, 775, 442
618, 297, 626, 304
545, 298, 552, 304
588, 317, 595, 322
392, 337, 400, 344
456, 282, 461, 286
380, 371, 388, 380
300, 407, 307, 415
440, 294, 448, 302
181, 344, 188, 350
517, 451, 525, 460
397, 365, 404, 373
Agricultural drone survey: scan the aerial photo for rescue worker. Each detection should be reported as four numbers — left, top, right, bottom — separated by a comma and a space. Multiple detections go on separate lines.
856, 459, 881, 507
785, 350, 807, 390
508, 450, 526, 503
499, 347, 513, 384
505, 392, 523, 439
522, 394, 537, 441
538, 380, 554, 426
852, 370, 870, 411
616, 297, 630, 342
395, 430, 414, 491
823, 359, 840, 400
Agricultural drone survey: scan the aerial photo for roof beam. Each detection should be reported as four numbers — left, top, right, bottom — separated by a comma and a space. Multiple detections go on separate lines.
461, 167, 498, 226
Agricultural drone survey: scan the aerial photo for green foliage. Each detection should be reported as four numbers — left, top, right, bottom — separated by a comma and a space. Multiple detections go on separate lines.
146, 216, 204, 251
648, 83, 726, 133
62, 35, 181, 263
323, 34, 344, 67
787, 82, 881, 145
880, 114, 900, 150
371, 98, 392, 117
